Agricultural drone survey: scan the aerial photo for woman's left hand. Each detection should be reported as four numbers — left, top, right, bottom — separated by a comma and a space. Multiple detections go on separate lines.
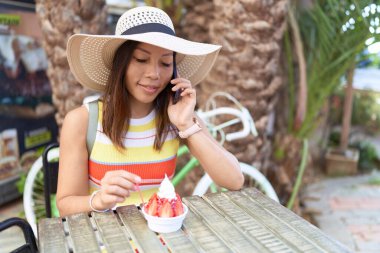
167, 78, 196, 130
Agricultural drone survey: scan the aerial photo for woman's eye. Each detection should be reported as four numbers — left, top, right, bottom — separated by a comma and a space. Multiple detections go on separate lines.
134, 57, 147, 63
162, 62, 172, 67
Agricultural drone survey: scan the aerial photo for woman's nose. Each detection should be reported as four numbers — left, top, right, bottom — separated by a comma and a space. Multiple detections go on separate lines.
145, 63, 159, 79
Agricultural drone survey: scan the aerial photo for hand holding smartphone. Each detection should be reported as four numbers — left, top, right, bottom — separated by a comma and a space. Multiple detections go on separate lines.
172, 52, 181, 104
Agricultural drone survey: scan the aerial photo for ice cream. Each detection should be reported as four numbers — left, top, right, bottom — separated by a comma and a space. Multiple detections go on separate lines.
144, 174, 184, 218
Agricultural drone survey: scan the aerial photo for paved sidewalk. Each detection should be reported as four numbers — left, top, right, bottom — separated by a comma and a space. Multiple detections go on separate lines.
302, 170, 380, 253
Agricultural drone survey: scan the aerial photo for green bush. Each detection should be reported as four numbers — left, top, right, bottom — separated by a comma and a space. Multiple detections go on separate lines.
328, 131, 341, 147
350, 141, 380, 172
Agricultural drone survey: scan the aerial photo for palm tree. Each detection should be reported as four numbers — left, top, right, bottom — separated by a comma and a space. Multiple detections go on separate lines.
275, 0, 377, 206
35, 0, 107, 129
287, 0, 376, 140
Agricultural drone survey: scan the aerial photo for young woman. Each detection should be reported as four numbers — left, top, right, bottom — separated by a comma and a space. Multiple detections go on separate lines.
57, 6, 243, 216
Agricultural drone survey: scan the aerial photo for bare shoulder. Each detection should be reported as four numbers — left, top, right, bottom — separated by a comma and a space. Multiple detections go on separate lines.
63, 106, 88, 129
64, 106, 88, 126
61, 106, 88, 143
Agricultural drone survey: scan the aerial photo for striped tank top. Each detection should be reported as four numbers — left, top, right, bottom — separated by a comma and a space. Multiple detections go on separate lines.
88, 101, 179, 206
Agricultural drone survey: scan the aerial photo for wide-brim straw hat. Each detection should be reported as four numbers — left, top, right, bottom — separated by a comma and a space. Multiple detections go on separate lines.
67, 6, 222, 92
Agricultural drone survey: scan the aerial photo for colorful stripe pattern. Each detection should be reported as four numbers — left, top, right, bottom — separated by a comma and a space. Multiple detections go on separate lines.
88, 101, 179, 205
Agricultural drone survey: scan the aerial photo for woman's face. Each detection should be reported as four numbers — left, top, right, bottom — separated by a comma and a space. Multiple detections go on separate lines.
126, 43, 173, 106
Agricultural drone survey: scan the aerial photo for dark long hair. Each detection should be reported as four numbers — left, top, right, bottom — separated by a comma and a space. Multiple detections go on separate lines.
102, 40, 172, 151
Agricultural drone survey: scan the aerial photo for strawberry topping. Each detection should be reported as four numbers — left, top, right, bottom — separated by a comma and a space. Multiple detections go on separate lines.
145, 192, 184, 217
158, 199, 174, 217
144, 193, 159, 216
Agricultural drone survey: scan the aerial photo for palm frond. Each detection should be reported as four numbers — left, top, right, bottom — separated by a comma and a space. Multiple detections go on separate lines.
288, 0, 376, 138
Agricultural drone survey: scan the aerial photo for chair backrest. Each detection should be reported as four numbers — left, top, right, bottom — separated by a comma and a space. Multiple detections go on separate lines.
0, 217, 38, 253
42, 142, 59, 218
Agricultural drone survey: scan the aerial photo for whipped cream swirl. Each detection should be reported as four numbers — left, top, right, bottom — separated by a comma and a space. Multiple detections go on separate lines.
157, 174, 176, 200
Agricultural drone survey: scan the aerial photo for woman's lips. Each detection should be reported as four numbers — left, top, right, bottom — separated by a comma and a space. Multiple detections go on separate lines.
139, 84, 159, 94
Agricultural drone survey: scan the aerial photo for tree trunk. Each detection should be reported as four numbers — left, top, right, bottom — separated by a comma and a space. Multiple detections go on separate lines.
35, 0, 107, 133
339, 65, 355, 153
181, 0, 288, 168
288, 7, 307, 131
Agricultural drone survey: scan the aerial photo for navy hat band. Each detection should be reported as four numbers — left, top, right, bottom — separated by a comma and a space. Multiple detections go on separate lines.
121, 23, 175, 36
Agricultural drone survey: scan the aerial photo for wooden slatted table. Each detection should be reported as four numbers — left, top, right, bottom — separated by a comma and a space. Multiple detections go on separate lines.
38, 188, 352, 253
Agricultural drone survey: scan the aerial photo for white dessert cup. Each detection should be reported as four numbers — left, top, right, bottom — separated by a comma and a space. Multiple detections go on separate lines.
141, 204, 188, 233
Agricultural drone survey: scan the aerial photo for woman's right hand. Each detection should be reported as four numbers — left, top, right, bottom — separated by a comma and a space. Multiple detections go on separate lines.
91, 170, 141, 211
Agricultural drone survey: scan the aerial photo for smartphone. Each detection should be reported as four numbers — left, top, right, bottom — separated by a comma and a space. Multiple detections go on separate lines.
172, 52, 181, 104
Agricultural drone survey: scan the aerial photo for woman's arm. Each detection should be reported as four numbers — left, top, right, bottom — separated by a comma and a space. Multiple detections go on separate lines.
168, 78, 244, 191
56, 106, 92, 216
184, 116, 244, 190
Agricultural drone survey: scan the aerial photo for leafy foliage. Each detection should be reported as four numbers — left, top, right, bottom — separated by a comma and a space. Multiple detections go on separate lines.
351, 141, 380, 171
368, 54, 380, 68
286, 0, 379, 138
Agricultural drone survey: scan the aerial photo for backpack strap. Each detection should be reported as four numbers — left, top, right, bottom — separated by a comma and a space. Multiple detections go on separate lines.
86, 100, 99, 156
